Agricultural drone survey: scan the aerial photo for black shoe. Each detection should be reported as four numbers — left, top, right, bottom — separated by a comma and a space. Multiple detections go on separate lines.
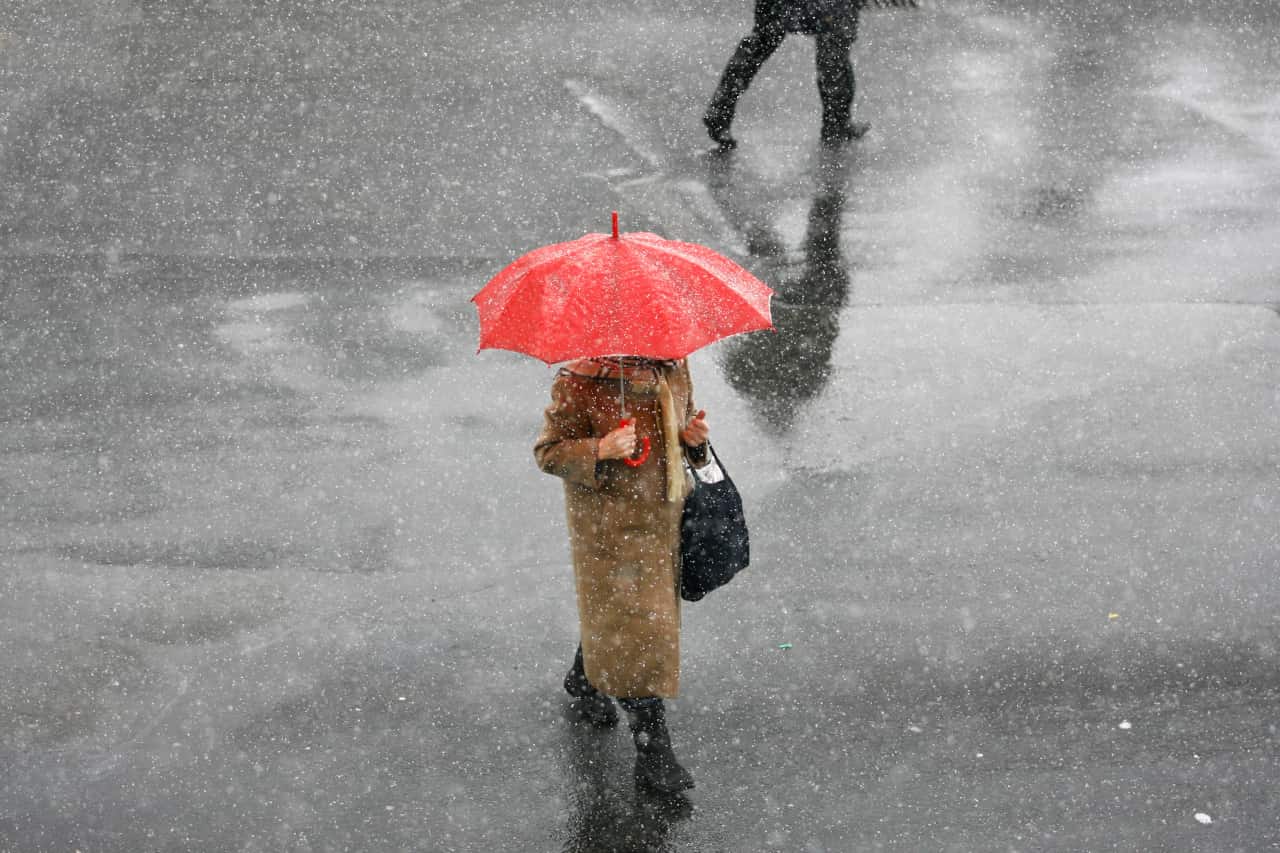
624, 699, 695, 794
564, 649, 618, 728
703, 115, 737, 151
820, 120, 871, 146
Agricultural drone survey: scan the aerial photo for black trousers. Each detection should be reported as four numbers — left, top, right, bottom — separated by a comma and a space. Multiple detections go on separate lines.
706, 0, 857, 132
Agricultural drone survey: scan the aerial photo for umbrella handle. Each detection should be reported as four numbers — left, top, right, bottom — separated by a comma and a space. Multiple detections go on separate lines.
619, 419, 651, 467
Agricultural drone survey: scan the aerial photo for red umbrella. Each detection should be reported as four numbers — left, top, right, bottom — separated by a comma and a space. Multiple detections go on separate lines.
472, 212, 773, 365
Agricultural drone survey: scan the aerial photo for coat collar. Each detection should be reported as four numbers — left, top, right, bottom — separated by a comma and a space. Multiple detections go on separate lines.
563, 357, 680, 384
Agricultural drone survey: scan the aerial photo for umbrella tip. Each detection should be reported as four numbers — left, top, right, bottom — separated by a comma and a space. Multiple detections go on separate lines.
611, 211, 618, 239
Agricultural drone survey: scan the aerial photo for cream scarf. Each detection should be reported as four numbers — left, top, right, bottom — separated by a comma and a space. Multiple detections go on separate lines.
657, 373, 687, 503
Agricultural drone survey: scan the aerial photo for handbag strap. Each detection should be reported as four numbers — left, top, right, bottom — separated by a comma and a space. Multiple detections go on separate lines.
689, 442, 728, 485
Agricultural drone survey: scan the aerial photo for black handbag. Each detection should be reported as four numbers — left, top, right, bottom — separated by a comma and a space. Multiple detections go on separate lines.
680, 444, 750, 601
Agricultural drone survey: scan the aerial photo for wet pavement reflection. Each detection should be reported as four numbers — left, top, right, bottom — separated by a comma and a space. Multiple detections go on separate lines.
713, 148, 853, 433
559, 722, 693, 853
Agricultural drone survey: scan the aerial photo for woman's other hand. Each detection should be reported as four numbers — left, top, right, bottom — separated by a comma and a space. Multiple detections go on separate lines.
681, 410, 709, 447
598, 421, 638, 460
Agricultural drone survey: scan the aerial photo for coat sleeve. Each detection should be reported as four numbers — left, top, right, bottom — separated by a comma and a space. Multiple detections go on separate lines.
679, 360, 710, 469
534, 374, 604, 489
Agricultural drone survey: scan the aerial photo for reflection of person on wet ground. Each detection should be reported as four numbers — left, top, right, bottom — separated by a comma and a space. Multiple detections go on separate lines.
559, 723, 692, 852
535, 357, 712, 795
704, 0, 870, 150
718, 152, 852, 432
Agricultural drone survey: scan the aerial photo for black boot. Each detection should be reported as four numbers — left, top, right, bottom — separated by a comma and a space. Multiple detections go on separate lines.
563, 646, 618, 728
702, 113, 738, 151
820, 120, 871, 146
622, 698, 694, 794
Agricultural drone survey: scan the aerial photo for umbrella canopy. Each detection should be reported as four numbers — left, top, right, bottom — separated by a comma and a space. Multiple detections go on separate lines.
472, 213, 773, 364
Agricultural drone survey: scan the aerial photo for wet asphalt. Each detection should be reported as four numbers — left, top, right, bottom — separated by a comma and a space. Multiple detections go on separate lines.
2, 0, 1279, 851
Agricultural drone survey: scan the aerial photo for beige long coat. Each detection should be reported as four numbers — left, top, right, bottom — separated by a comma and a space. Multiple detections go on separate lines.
534, 359, 707, 699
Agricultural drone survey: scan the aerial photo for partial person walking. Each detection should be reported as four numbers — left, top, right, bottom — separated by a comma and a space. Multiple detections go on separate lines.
704, 0, 869, 148
535, 356, 711, 794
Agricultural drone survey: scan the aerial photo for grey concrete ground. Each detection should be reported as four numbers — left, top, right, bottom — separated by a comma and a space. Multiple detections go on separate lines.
2, 0, 1279, 850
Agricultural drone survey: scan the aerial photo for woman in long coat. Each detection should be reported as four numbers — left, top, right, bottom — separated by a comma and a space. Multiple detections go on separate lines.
535, 356, 709, 794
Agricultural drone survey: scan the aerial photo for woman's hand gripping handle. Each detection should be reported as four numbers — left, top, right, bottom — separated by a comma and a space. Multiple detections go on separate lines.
599, 419, 650, 466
